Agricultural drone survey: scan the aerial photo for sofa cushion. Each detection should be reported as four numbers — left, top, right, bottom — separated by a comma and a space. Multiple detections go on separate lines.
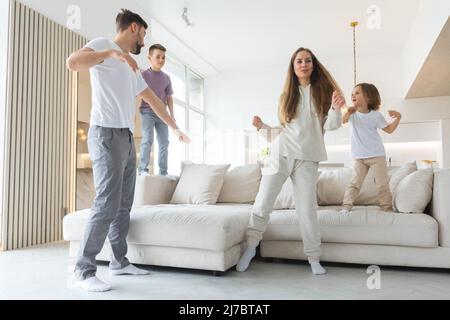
273, 178, 296, 209
170, 163, 230, 205
63, 204, 252, 251
394, 169, 434, 213
217, 164, 262, 203
263, 205, 438, 248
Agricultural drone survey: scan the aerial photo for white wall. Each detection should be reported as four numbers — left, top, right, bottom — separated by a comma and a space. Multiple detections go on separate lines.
0, 0, 11, 239
205, 51, 450, 168
403, 0, 450, 96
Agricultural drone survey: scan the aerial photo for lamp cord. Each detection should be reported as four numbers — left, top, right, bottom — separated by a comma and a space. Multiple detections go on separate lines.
353, 24, 357, 87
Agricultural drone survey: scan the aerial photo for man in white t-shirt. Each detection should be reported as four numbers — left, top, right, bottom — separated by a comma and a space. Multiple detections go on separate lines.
66, 9, 190, 292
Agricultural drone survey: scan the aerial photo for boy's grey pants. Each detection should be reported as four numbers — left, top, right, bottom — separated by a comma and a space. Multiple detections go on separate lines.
74, 126, 136, 281
246, 156, 322, 263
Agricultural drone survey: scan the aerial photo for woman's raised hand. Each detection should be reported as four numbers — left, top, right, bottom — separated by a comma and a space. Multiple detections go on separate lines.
332, 91, 346, 110
252, 116, 264, 130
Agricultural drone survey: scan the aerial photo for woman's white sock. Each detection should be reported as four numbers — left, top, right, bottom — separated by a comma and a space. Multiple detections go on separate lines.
310, 261, 327, 275
236, 247, 257, 272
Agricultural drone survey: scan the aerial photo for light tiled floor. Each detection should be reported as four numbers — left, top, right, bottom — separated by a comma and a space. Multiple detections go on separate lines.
1, 242, 450, 300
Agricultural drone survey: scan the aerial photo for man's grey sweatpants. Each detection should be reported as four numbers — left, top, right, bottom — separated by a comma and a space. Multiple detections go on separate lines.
74, 126, 136, 281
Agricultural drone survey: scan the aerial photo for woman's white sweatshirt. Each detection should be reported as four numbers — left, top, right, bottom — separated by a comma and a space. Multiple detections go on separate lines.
260, 84, 342, 162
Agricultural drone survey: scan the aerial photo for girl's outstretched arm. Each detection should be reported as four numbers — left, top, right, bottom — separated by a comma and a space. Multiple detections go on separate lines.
342, 106, 356, 124
382, 110, 402, 134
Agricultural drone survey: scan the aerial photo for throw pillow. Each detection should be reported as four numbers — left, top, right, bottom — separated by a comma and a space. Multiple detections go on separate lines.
217, 164, 262, 203
389, 161, 418, 195
394, 169, 434, 213
170, 162, 230, 205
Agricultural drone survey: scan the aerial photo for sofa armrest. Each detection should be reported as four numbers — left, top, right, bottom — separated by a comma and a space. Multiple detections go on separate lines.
431, 169, 450, 247
133, 175, 179, 206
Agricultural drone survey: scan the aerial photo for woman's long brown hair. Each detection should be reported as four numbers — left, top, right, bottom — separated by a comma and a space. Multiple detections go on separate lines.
278, 47, 342, 126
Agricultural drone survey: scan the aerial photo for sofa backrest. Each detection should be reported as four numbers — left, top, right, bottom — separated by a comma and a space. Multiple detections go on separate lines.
317, 168, 380, 206
132, 165, 422, 208
133, 175, 179, 206
133, 167, 446, 240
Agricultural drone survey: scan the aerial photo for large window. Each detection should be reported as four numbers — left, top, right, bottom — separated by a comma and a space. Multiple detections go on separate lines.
188, 70, 204, 110
189, 110, 204, 163
153, 57, 205, 175
164, 58, 186, 103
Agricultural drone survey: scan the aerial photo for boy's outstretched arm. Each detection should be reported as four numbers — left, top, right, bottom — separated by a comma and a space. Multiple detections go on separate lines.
382, 110, 402, 134
139, 88, 190, 143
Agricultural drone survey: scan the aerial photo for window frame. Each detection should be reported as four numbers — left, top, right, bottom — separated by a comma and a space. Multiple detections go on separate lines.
164, 56, 205, 167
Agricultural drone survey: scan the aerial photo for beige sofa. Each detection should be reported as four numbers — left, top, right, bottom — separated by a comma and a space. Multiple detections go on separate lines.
63, 163, 450, 274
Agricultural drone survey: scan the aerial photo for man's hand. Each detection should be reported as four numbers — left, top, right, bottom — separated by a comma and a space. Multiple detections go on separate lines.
388, 110, 402, 119
173, 129, 191, 143
111, 50, 139, 72
332, 91, 346, 110
252, 116, 264, 130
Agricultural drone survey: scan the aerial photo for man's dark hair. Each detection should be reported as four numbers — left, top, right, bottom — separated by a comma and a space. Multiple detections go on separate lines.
149, 44, 167, 56
116, 9, 148, 32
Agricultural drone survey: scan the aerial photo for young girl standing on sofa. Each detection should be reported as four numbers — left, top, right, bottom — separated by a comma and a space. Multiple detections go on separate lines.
340, 83, 402, 214
236, 47, 346, 275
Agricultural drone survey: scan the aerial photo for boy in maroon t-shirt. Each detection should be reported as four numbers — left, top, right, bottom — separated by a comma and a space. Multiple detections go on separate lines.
139, 44, 175, 176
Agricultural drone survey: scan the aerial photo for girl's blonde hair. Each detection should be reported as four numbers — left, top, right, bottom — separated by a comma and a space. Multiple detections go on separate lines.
279, 47, 341, 126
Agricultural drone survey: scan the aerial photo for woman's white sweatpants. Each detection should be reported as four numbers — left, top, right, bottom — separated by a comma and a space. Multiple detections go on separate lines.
246, 156, 321, 263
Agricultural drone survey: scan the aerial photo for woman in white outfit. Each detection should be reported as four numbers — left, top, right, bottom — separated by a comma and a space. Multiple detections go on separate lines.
236, 47, 346, 275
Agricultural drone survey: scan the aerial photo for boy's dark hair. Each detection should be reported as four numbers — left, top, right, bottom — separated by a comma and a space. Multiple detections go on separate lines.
355, 83, 381, 111
116, 9, 148, 32
149, 44, 167, 56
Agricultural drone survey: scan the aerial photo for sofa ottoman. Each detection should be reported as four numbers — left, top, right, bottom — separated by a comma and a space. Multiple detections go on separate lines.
63, 204, 252, 272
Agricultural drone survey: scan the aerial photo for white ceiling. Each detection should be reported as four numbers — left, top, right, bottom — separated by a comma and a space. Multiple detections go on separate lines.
136, 0, 421, 73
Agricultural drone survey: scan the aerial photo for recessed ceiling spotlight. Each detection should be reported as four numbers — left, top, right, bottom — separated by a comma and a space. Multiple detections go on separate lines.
181, 7, 194, 27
